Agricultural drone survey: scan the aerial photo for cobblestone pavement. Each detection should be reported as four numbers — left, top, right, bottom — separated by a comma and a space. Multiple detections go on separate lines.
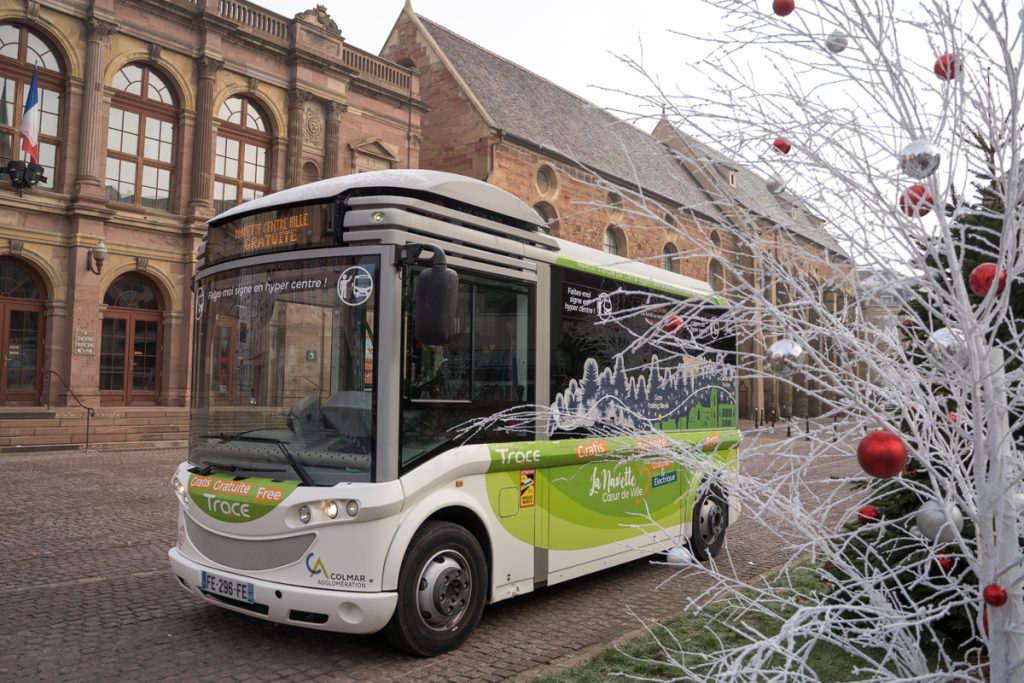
0, 422, 860, 682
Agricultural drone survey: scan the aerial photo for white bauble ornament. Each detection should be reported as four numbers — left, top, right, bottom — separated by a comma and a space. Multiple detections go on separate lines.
766, 174, 787, 195
825, 30, 849, 54
915, 500, 964, 543
766, 338, 804, 376
665, 546, 693, 567
899, 140, 941, 179
927, 327, 967, 365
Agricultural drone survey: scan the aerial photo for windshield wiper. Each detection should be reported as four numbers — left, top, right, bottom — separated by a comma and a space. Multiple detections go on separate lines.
195, 461, 287, 475
202, 433, 315, 486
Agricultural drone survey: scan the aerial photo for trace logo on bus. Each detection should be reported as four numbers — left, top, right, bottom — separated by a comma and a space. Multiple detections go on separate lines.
187, 474, 297, 523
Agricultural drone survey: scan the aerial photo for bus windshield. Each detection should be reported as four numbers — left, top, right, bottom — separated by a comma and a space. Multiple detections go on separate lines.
189, 254, 379, 485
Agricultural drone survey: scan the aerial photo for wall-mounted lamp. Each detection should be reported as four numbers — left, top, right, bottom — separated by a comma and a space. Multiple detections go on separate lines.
87, 240, 108, 275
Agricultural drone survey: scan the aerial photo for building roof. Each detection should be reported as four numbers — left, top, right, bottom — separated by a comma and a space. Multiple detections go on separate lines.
416, 15, 717, 221
662, 128, 846, 256
417, 13, 844, 258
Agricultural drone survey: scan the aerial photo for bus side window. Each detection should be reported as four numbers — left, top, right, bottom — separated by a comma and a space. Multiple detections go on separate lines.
401, 271, 535, 470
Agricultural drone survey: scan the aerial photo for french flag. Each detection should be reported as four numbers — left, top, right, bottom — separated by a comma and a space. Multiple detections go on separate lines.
20, 66, 40, 163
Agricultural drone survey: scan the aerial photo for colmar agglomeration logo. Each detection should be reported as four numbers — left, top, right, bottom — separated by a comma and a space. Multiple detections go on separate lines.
305, 553, 370, 589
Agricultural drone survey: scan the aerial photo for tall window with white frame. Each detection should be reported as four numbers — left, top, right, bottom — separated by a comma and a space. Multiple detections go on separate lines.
0, 23, 63, 189
214, 96, 270, 214
105, 64, 177, 210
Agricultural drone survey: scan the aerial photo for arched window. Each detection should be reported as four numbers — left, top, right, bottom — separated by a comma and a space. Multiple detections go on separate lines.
662, 242, 678, 272
708, 231, 725, 291
603, 226, 624, 256
708, 259, 725, 292
533, 201, 560, 236
214, 96, 270, 214
0, 23, 64, 188
101, 273, 162, 405
301, 160, 319, 185
105, 64, 177, 210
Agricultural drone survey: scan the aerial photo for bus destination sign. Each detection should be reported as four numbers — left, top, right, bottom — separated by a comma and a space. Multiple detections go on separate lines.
207, 204, 330, 265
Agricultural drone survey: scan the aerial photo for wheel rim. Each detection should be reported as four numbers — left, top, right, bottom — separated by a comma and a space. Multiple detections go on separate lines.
699, 496, 725, 546
415, 549, 473, 632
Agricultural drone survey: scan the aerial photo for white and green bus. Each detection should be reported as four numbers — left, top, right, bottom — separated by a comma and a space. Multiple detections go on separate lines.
168, 169, 739, 656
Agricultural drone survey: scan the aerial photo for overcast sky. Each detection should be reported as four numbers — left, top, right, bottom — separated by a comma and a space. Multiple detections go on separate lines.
275, 0, 725, 130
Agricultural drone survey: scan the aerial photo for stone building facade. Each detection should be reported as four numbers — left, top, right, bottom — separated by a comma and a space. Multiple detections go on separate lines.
0, 0, 420, 436
381, 8, 852, 420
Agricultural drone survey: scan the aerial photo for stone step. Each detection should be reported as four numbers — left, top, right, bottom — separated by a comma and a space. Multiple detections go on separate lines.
0, 410, 56, 420
0, 443, 86, 454
0, 408, 190, 451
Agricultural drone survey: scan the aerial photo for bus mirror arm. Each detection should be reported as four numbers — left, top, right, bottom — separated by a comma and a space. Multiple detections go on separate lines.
402, 244, 459, 347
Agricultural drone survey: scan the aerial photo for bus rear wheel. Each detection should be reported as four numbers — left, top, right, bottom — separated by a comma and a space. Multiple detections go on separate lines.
689, 484, 727, 561
383, 521, 488, 656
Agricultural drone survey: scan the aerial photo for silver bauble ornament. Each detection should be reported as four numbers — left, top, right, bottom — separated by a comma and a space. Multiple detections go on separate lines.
899, 140, 941, 178
766, 174, 786, 195
915, 500, 964, 543
909, 525, 925, 539
766, 338, 804, 376
927, 327, 967, 365
825, 30, 849, 54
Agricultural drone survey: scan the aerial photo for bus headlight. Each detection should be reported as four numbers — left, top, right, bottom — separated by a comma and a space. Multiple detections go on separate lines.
345, 500, 359, 518
172, 476, 185, 499
324, 500, 339, 519
298, 505, 312, 524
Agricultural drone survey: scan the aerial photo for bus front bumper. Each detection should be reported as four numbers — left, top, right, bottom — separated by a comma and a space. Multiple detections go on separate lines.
168, 548, 397, 634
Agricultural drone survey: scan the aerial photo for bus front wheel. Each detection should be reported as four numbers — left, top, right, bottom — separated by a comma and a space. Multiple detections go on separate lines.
383, 521, 488, 656
689, 484, 727, 561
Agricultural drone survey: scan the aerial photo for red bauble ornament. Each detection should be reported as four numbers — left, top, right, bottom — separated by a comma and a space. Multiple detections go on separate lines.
968, 263, 1007, 297
899, 185, 933, 217
773, 138, 791, 154
902, 318, 913, 327
983, 583, 1008, 607
773, 0, 795, 16
857, 505, 879, 524
934, 53, 959, 80
936, 554, 953, 571
664, 315, 685, 334
856, 430, 908, 478
948, 411, 958, 423
824, 560, 836, 569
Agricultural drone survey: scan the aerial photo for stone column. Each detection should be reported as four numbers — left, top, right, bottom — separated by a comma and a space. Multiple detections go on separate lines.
323, 102, 346, 179
285, 89, 310, 188
73, 17, 117, 198
189, 56, 222, 210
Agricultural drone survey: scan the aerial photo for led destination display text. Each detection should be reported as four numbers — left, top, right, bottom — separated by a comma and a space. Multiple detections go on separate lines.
206, 204, 330, 266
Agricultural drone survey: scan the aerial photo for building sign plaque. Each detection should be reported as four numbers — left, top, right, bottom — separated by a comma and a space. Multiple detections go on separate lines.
75, 330, 96, 356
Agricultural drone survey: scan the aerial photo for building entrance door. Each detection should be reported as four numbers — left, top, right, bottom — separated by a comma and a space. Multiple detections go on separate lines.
0, 301, 43, 405
100, 274, 162, 406
0, 259, 46, 406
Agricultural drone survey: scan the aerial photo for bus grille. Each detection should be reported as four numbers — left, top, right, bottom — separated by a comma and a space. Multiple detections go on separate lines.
186, 516, 315, 571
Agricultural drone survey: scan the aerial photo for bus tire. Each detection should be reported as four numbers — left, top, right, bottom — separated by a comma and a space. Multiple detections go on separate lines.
689, 484, 727, 561
383, 521, 488, 657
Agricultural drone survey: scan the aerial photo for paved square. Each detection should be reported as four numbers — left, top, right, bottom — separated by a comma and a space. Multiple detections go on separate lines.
0, 423, 858, 682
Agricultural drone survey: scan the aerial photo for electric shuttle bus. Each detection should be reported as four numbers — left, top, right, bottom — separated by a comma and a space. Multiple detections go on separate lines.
168, 169, 740, 656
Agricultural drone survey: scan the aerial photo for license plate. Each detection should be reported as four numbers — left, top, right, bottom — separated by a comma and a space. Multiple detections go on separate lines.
201, 571, 254, 604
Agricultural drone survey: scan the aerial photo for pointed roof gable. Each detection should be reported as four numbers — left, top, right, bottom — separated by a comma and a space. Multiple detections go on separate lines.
415, 15, 716, 219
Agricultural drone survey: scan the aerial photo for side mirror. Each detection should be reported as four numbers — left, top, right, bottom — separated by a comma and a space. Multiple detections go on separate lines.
414, 248, 458, 346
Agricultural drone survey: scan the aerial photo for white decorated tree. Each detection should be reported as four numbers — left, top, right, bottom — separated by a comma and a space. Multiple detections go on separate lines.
586, 0, 1024, 679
